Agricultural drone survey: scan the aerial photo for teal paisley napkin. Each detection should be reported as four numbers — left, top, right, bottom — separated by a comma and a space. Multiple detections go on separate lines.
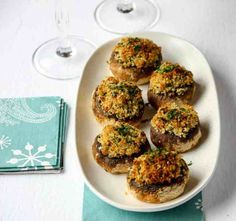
82, 185, 204, 221
0, 96, 68, 173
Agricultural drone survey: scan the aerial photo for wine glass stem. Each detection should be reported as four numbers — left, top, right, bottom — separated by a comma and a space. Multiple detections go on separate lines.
55, 0, 73, 57
117, 0, 134, 13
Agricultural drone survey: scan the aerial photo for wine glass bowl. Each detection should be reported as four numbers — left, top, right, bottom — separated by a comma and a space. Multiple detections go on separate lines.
32, 36, 95, 80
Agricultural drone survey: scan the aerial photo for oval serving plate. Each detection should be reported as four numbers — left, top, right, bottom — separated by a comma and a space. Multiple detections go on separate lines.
76, 32, 220, 212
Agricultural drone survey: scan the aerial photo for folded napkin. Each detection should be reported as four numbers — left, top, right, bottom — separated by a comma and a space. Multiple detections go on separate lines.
82, 185, 204, 221
0, 96, 68, 173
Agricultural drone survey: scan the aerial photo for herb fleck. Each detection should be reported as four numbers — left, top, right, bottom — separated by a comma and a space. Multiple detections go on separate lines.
187, 161, 193, 166
180, 108, 187, 112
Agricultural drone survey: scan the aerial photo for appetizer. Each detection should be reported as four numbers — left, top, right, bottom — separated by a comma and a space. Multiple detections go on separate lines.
148, 62, 195, 110
109, 37, 162, 85
127, 149, 189, 203
92, 76, 144, 126
92, 122, 150, 174
150, 100, 201, 152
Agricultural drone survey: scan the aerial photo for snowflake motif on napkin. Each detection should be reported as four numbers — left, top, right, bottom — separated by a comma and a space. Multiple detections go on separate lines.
7, 143, 55, 170
0, 135, 11, 150
194, 198, 203, 211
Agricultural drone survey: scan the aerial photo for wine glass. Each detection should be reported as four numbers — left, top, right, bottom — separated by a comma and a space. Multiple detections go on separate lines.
33, 0, 95, 80
94, 0, 160, 34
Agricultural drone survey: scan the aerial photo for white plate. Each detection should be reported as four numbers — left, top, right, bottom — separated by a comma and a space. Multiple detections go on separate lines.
75, 32, 220, 212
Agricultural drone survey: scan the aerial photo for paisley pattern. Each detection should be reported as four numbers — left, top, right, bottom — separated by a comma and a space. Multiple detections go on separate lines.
0, 98, 57, 125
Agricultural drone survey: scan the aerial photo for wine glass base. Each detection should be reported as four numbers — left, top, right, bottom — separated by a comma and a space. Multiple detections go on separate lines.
94, 0, 160, 34
32, 36, 96, 80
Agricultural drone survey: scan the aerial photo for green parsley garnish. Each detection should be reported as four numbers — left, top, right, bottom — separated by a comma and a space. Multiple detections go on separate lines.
134, 37, 140, 41
167, 109, 177, 120
157, 64, 176, 74
116, 124, 131, 136
128, 87, 138, 96
134, 45, 141, 52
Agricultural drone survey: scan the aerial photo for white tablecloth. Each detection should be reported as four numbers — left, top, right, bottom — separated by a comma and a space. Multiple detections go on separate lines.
0, 0, 235, 220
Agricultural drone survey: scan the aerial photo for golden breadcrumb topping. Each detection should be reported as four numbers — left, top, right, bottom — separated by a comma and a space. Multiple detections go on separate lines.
128, 150, 187, 185
98, 123, 147, 158
149, 62, 194, 96
112, 37, 161, 69
95, 77, 144, 120
151, 101, 199, 138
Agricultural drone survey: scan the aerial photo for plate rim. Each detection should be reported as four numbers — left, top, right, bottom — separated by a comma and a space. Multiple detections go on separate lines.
75, 31, 221, 212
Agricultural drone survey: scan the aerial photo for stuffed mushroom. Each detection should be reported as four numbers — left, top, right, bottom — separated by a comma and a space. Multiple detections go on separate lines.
148, 62, 195, 110
92, 122, 150, 174
127, 149, 189, 203
92, 76, 145, 126
109, 37, 162, 85
150, 100, 201, 153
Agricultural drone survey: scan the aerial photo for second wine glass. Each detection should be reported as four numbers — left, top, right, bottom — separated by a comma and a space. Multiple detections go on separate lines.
94, 0, 160, 34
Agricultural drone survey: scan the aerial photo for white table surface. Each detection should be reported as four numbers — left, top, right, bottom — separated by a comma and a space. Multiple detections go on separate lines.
0, 0, 235, 220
